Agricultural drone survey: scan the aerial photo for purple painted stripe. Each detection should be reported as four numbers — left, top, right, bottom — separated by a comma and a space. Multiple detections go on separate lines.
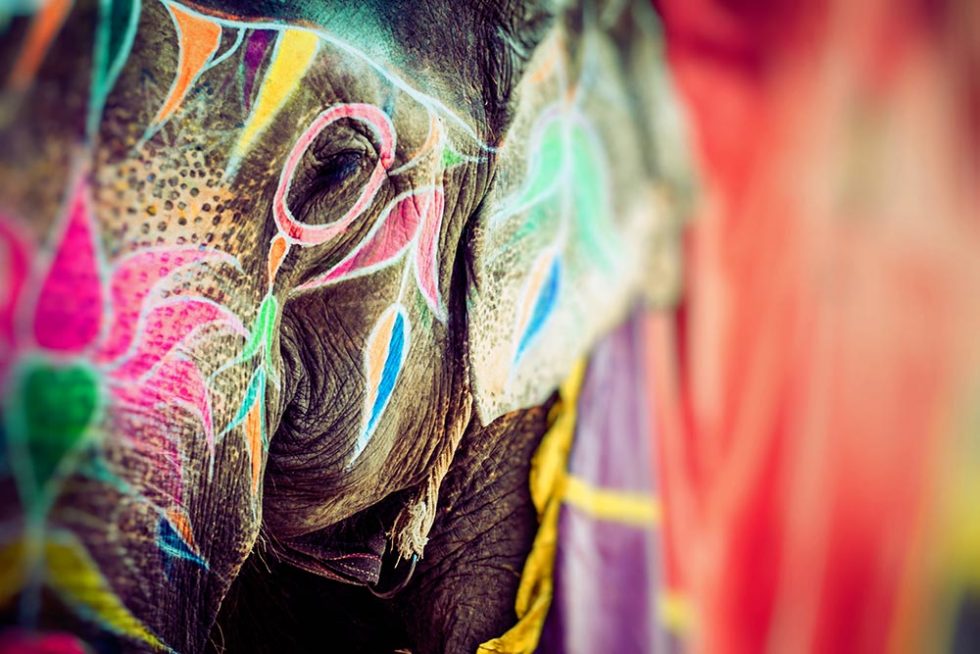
242, 29, 275, 112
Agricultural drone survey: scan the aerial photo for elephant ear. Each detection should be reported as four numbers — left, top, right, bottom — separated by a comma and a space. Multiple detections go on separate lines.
465, 6, 690, 424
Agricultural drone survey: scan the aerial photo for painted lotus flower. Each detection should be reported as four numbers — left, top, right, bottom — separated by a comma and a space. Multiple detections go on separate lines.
0, 169, 247, 648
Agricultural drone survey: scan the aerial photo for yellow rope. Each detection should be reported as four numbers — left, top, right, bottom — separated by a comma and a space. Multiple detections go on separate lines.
561, 476, 662, 528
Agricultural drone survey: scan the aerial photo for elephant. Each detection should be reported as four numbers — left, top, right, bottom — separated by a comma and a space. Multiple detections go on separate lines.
0, 0, 687, 651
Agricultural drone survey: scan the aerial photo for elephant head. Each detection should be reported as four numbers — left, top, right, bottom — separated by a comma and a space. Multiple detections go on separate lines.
0, 0, 686, 650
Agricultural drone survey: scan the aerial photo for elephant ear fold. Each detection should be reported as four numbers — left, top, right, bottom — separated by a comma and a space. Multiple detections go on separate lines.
465, 22, 689, 425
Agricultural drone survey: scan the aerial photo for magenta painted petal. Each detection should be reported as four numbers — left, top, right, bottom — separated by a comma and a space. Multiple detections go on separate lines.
108, 385, 186, 507
141, 356, 213, 455
108, 299, 240, 380
0, 214, 31, 374
96, 248, 241, 364
0, 629, 91, 654
34, 175, 103, 353
110, 355, 214, 506
297, 189, 433, 293
413, 188, 446, 320
242, 29, 275, 112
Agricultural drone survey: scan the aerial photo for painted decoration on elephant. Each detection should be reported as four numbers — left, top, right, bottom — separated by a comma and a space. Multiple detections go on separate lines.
0, 169, 242, 648
227, 28, 321, 177
0, 2, 472, 641
145, 1, 223, 139
464, 24, 650, 424
514, 251, 562, 364
295, 186, 448, 321
358, 304, 410, 462
5, 0, 73, 93
271, 103, 396, 246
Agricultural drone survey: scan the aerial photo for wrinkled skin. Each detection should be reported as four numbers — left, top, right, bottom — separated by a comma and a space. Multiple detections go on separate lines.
214, 401, 555, 653
0, 0, 682, 651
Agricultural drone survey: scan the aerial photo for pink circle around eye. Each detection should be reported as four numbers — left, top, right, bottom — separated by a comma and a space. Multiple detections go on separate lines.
273, 103, 396, 247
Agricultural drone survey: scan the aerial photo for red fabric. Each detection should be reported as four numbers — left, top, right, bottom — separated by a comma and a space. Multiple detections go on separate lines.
649, 0, 980, 652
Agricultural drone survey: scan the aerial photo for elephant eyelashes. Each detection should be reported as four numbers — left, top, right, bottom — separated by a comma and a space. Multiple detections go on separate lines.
312, 151, 365, 192
289, 148, 373, 225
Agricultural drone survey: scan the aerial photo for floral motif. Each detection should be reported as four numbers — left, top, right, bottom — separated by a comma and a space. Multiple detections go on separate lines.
0, 169, 247, 647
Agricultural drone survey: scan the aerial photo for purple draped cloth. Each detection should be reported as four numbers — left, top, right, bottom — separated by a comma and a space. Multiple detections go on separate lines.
538, 310, 678, 653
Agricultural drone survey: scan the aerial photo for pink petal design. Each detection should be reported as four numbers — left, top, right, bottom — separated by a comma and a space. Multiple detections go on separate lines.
0, 214, 31, 365
108, 386, 186, 507
109, 352, 221, 507
413, 188, 446, 321
297, 189, 434, 293
135, 356, 213, 459
34, 175, 103, 354
96, 248, 241, 364
108, 299, 242, 381
0, 629, 90, 654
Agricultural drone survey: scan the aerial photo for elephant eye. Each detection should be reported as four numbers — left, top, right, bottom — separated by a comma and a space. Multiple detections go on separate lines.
311, 150, 364, 193
288, 145, 373, 224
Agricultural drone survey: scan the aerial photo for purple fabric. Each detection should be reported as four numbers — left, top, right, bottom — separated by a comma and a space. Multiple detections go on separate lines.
568, 310, 653, 493
539, 309, 676, 653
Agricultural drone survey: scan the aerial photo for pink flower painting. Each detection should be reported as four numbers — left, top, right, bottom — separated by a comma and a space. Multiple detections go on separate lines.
0, 167, 248, 647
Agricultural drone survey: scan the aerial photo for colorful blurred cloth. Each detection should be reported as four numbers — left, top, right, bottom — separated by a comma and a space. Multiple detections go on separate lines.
478, 311, 666, 654
481, 1, 978, 651
649, 0, 980, 652
539, 311, 666, 653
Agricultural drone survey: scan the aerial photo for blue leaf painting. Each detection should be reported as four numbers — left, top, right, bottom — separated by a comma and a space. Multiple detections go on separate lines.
356, 304, 409, 462
514, 254, 562, 363
156, 513, 207, 571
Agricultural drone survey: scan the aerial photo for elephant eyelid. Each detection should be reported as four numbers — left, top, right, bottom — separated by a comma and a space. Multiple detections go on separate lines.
288, 145, 379, 227
286, 115, 388, 224
310, 150, 366, 193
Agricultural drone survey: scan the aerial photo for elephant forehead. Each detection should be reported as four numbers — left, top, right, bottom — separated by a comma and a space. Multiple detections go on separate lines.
166, 0, 507, 141
0, 0, 488, 262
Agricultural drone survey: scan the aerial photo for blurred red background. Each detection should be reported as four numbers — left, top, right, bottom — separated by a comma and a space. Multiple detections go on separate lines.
648, 0, 979, 651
